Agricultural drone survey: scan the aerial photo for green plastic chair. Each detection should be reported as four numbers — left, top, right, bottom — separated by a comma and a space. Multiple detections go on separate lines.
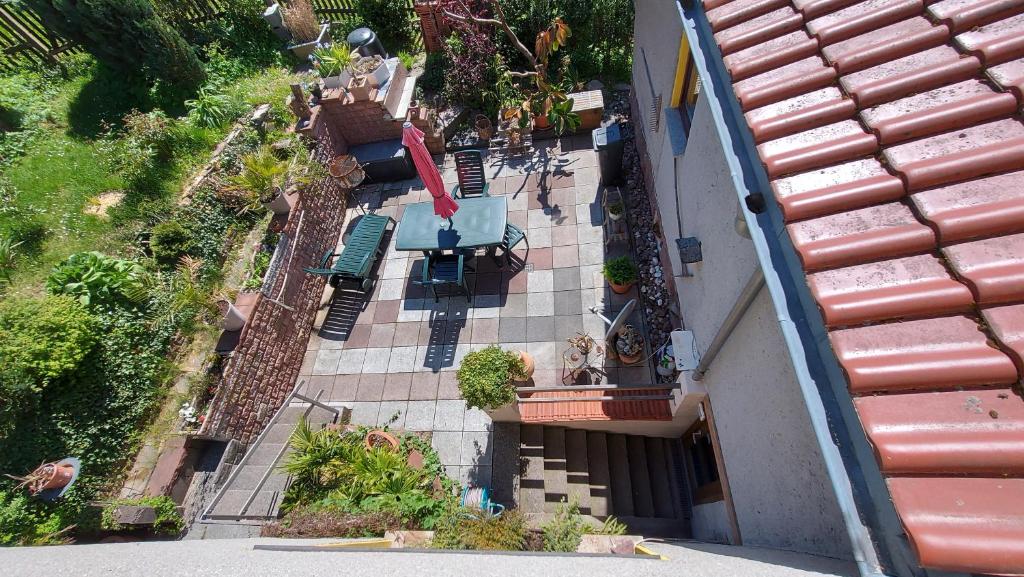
497, 222, 527, 267
417, 253, 472, 302
452, 150, 490, 199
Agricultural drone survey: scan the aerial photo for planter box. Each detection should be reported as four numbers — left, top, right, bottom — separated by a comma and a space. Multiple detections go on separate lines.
569, 89, 604, 131
289, 23, 331, 61
347, 76, 371, 101
321, 75, 343, 90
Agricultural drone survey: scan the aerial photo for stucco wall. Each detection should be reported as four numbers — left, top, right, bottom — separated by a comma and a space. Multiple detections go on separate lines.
692, 500, 732, 544
631, 1, 851, 561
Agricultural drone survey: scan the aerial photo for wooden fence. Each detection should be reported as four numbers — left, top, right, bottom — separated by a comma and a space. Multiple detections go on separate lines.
0, 0, 419, 72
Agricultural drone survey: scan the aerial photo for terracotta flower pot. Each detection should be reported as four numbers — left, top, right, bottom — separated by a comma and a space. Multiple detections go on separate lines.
516, 350, 535, 382
618, 349, 643, 365
608, 279, 636, 294
34, 462, 74, 493
365, 430, 400, 451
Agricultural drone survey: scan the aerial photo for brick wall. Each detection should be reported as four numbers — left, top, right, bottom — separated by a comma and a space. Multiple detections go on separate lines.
320, 90, 404, 147
414, 1, 452, 52
205, 117, 349, 444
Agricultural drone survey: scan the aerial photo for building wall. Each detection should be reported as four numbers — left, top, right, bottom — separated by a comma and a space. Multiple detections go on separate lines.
631, 1, 852, 561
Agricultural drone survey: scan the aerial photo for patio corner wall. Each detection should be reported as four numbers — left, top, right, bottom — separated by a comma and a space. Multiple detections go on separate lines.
205, 116, 349, 444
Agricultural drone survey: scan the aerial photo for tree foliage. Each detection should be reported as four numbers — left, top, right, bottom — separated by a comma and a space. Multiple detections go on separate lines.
25, 0, 205, 90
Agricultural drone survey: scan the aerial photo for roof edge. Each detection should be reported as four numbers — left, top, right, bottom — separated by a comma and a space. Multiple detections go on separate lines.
676, 2, 927, 576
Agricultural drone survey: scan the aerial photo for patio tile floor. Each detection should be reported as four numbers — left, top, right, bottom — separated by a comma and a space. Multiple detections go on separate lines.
300, 143, 652, 486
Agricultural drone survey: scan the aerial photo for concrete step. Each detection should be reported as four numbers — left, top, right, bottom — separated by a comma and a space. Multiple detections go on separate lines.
645, 437, 675, 518
606, 434, 634, 517
626, 435, 655, 518
518, 424, 546, 513
491, 422, 521, 507
564, 429, 591, 514
542, 426, 568, 513
586, 432, 611, 517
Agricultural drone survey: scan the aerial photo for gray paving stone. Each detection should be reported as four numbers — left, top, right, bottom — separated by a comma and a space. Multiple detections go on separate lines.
337, 348, 367, 374
527, 269, 553, 293
499, 317, 528, 342
404, 401, 436, 431
349, 402, 380, 426
553, 267, 582, 291
553, 289, 582, 315
527, 291, 554, 316
377, 401, 408, 428
462, 431, 493, 465
361, 347, 392, 373
463, 406, 493, 431
500, 293, 527, 316
461, 465, 493, 487
527, 316, 555, 342
434, 399, 467, 431
387, 346, 417, 373
554, 315, 585, 341
431, 431, 463, 466
312, 349, 342, 375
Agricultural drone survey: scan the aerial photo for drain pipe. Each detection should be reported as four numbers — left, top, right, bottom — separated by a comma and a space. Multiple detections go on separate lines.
691, 268, 764, 381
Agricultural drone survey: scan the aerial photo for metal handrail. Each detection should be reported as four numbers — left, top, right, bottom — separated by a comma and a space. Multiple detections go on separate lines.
516, 383, 677, 393
518, 395, 674, 403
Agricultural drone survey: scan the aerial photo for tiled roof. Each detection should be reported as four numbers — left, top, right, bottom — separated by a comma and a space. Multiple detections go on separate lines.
705, 0, 1024, 573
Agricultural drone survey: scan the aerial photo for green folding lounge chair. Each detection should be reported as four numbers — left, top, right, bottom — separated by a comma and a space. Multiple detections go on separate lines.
304, 213, 395, 291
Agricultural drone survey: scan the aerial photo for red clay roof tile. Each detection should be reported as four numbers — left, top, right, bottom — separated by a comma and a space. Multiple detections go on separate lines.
714, 6, 805, 55
955, 12, 1024, 66
910, 170, 1024, 243
855, 388, 1024, 474
821, 17, 950, 75
944, 233, 1024, 305
706, 0, 790, 32
724, 30, 821, 81
887, 477, 1024, 574
792, 0, 862, 20
733, 56, 837, 110
928, 0, 1024, 34
983, 303, 1024, 374
861, 79, 1019, 145
745, 87, 856, 142
707, 2, 1024, 571
787, 202, 935, 271
806, 0, 924, 47
757, 119, 878, 178
882, 118, 1024, 191
987, 57, 1024, 103
807, 254, 974, 327
840, 45, 982, 108
771, 158, 906, 222
829, 315, 1018, 393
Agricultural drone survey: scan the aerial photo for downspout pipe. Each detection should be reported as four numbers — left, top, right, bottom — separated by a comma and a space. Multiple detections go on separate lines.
691, 268, 764, 381
675, 4, 888, 577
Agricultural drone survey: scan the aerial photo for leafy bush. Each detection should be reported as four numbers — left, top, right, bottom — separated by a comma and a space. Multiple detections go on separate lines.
150, 220, 197, 267
0, 74, 54, 166
442, 33, 497, 111
0, 295, 99, 435
186, 85, 234, 128
102, 109, 208, 195
354, 0, 419, 54
542, 499, 586, 552
101, 496, 183, 535
46, 252, 150, 310
25, 0, 205, 90
602, 256, 637, 285
243, 249, 272, 291
418, 51, 446, 93
0, 490, 68, 546
397, 51, 419, 72
456, 345, 526, 411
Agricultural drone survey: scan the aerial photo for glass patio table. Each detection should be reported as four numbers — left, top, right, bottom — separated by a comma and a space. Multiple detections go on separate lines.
394, 196, 508, 254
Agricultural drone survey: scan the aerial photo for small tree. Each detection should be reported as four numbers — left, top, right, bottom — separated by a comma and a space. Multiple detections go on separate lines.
26, 0, 205, 89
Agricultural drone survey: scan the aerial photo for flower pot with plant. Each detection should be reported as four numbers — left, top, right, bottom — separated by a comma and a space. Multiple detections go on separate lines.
282, 0, 330, 60
216, 297, 247, 331
351, 54, 388, 88
347, 75, 372, 101
311, 43, 351, 90
5, 461, 75, 494
456, 345, 530, 412
228, 146, 321, 215
615, 324, 644, 365
602, 256, 637, 294
607, 201, 624, 221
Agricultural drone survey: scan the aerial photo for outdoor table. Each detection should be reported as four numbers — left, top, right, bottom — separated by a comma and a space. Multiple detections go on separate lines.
394, 196, 508, 254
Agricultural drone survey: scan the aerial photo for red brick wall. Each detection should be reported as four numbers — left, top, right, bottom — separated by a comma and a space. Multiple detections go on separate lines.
320, 93, 404, 147
205, 117, 349, 443
415, 1, 451, 53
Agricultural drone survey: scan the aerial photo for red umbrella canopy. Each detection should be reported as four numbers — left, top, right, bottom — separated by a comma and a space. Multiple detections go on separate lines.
402, 122, 458, 219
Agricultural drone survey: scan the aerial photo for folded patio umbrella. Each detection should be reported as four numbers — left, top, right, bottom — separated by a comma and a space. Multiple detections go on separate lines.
402, 122, 458, 221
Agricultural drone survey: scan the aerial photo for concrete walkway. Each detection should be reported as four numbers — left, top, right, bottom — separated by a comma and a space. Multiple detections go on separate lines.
0, 538, 856, 577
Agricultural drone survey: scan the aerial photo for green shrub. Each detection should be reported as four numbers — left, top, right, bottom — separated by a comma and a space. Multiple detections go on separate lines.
456, 345, 526, 411
541, 499, 585, 552
46, 252, 150, 310
397, 51, 419, 72
602, 256, 637, 286
0, 490, 67, 546
101, 496, 183, 535
419, 51, 445, 93
25, 0, 205, 90
150, 220, 196, 267
0, 295, 99, 435
355, 0, 419, 54
185, 85, 234, 128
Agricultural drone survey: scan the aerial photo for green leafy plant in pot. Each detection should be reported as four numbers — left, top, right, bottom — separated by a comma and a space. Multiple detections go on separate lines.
457, 345, 530, 411
227, 146, 322, 215
602, 256, 637, 294
312, 43, 353, 90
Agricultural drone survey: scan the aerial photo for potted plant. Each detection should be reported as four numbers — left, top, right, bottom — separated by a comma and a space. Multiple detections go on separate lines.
602, 256, 637, 294
282, 0, 330, 60
456, 345, 530, 412
311, 43, 351, 90
347, 75, 372, 101
351, 54, 389, 88
615, 324, 644, 365
5, 461, 75, 494
607, 201, 624, 221
215, 297, 247, 331
228, 146, 321, 215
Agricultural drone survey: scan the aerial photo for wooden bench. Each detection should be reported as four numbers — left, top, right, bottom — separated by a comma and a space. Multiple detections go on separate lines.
304, 213, 395, 291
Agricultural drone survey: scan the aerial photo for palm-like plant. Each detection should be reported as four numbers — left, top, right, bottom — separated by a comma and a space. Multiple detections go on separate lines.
227, 146, 289, 211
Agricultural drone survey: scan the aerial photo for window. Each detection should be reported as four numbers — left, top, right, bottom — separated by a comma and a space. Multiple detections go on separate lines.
683, 406, 722, 504
671, 33, 702, 137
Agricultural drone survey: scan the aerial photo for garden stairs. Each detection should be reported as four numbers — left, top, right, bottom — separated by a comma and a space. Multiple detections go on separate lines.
492, 423, 691, 537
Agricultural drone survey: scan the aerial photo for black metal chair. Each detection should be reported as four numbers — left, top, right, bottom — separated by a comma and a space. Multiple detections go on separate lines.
452, 150, 490, 198
416, 253, 472, 302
